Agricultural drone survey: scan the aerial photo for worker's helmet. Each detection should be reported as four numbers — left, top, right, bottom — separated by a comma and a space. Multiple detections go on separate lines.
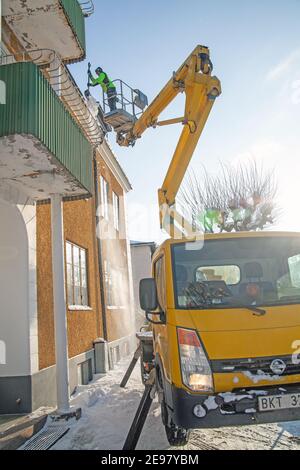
95, 67, 103, 75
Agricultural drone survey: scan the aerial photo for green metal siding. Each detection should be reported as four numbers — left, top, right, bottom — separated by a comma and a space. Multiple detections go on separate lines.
60, 0, 86, 58
0, 62, 93, 194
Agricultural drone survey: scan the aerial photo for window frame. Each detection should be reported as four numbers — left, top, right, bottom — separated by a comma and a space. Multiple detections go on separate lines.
66, 241, 90, 309
100, 175, 109, 221
112, 191, 120, 232
104, 259, 127, 309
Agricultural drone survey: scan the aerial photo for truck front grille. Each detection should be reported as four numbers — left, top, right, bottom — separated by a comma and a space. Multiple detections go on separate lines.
211, 355, 300, 376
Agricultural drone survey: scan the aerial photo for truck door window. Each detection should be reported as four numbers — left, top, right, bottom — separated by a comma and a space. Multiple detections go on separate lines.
155, 257, 166, 311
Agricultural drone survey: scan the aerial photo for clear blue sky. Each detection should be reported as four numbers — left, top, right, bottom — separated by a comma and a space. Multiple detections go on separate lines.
71, 0, 300, 241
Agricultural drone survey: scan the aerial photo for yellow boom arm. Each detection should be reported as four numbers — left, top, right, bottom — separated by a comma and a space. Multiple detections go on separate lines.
117, 45, 221, 238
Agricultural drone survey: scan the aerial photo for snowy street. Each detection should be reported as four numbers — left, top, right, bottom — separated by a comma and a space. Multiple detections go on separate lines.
51, 359, 300, 451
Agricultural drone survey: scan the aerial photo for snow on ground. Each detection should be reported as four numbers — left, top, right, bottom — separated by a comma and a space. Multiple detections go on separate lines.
52, 358, 300, 451
52, 359, 169, 450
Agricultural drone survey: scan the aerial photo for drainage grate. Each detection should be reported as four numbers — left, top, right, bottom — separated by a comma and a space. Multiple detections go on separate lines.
22, 425, 69, 450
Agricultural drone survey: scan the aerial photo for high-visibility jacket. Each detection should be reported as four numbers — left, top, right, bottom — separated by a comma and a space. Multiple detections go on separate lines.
91, 71, 116, 93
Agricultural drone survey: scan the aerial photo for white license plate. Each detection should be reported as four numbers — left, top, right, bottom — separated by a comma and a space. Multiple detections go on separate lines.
258, 393, 300, 412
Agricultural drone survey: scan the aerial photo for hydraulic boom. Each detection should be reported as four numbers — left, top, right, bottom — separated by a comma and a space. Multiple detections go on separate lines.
117, 45, 221, 238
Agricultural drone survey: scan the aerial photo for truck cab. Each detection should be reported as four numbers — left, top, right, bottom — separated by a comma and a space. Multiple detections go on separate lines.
140, 231, 300, 444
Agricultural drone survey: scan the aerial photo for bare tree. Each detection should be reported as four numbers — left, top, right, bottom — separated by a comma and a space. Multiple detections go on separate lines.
179, 160, 279, 233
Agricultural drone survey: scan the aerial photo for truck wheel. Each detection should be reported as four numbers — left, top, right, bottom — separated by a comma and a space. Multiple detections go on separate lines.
165, 422, 190, 447
161, 398, 190, 447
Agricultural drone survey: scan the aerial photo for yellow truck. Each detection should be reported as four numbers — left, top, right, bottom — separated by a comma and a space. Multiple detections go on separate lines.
108, 46, 300, 446
140, 232, 300, 445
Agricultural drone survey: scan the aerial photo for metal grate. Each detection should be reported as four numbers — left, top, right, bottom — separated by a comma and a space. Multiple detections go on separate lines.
22, 425, 69, 451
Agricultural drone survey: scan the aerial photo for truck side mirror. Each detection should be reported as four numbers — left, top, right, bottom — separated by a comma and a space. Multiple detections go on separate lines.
139, 278, 158, 312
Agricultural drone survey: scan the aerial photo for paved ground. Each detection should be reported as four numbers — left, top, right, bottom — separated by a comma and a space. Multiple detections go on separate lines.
187, 423, 300, 450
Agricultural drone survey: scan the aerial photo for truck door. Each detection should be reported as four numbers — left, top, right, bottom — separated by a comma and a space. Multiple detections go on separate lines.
153, 256, 171, 381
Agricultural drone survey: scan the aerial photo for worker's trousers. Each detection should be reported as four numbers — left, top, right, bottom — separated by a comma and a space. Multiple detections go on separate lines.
107, 87, 117, 112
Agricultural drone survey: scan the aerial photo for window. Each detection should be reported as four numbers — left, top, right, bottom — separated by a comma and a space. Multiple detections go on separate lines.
66, 242, 89, 307
104, 260, 113, 306
77, 359, 93, 385
172, 237, 300, 309
154, 257, 166, 311
104, 260, 127, 308
100, 175, 109, 220
112, 192, 120, 231
196, 265, 240, 285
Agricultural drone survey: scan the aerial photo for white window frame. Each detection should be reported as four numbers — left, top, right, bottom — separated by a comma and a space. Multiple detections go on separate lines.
112, 191, 120, 231
66, 241, 90, 309
100, 175, 109, 220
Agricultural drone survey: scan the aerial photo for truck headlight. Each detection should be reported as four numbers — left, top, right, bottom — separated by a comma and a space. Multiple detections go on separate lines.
177, 328, 214, 393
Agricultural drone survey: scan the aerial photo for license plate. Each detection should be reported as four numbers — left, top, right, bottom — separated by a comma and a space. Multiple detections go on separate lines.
258, 393, 300, 412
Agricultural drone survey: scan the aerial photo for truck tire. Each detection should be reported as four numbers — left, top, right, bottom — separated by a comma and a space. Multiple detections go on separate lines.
161, 397, 190, 447
165, 421, 190, 447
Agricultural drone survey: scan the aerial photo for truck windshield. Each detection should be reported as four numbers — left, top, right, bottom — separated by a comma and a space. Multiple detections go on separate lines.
172, 237, 300, 309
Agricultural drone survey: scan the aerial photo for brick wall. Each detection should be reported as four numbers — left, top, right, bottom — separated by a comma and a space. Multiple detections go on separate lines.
36, 198, 103, 370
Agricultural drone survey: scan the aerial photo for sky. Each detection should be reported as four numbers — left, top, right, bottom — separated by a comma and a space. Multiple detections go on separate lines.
71, 0, 300, 242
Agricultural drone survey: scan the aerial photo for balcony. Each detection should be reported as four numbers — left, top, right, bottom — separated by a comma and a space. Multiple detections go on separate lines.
0, 58, 94, 204
2, 0, 94, 63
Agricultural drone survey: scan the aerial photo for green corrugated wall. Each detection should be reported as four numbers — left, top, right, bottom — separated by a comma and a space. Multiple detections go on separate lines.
60, 0, 86, 57
0, 62, 93, 194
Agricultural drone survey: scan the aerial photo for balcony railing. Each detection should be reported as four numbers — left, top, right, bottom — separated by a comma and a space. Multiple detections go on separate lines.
78, 0, 95, 17
0, 60, 94, 196
0, 49, 104, 147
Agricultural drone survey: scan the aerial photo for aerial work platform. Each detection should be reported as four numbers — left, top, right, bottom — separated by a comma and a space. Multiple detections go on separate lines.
104, 109, 136, 134
102, 80, 148, 136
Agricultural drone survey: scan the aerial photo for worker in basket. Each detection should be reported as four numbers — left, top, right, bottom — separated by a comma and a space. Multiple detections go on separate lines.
88, 63, 117, 112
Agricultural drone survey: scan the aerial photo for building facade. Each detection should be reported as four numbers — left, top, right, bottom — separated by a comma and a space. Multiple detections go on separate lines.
0, 0, 134, 415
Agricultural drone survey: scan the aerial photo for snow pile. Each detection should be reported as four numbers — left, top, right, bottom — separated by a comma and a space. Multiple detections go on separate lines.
52, 359, 169, 450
